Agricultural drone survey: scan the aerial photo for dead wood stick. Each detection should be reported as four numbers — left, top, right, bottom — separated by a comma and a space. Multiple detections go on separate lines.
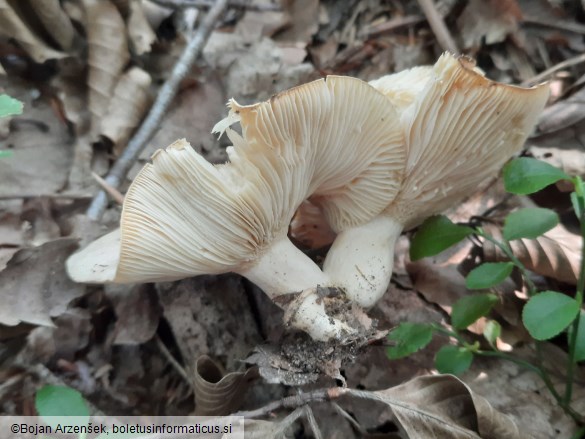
150, 0, 281, 12
86, 0, 228, 221
235, 387, 347, 418
521, 53, 585, 86
416, 0, 459, 54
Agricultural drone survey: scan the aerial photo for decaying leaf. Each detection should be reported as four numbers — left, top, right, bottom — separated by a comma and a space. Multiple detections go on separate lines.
106, 283, 161, 345
193, 355, 256, 416
83, 0, 130, 132
0, 238, 85, 327
457, 0, 523, 49
27, 0, 79, 52
275, 0, 319, 45
483, 223, 581, 285
0, 0, 65, 63
289, 200, 336, 249
128, 0, 157, 55
347, 374, 521, 438
100, 67, 152, 155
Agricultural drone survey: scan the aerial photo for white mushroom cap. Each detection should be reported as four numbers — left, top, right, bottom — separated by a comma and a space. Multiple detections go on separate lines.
67, 139, 274, 283
214, 76, 406, 233
324, 53, 550, 308
384, 53, 550, 227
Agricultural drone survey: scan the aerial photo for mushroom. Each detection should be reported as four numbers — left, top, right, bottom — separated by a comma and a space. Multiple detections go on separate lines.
322, 53, 550, 308
67, 76, 405, 341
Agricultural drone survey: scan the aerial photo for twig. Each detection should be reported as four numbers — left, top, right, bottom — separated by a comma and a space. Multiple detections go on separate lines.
416, 0, 458, 54
360, 14, 425, 38
234, 387, 346, 418
0, 193, 93, 200
86, 0, 229, 221
91, 172, 124, 205
149, 0, 281, 12
521, 53, 585, 86
524, 16, 585, 36
155, 335, 194, 389
303, 406, 323, 439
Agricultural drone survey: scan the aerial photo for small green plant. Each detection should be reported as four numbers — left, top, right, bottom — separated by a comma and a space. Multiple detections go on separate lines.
388, 157, 585, 426
0, 93, 23, 159
35, 385, 90, 438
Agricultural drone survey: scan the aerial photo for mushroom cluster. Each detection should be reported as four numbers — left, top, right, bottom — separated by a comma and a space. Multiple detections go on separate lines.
67, 53, 549, 342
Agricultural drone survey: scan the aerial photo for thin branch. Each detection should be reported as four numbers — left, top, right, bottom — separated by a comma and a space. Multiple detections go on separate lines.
91, 172, 124, 205
86, 0, 229, 221
149, 0, 281, 12
155, 335, 194, 389
234, 387, 346, 418
303, 406, 323, 439
524, 16, 585, 36
521, 53, 585, 86
416, 0, 459, 54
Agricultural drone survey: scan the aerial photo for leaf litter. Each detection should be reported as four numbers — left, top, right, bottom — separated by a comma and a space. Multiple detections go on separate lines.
0, 0, 584, 437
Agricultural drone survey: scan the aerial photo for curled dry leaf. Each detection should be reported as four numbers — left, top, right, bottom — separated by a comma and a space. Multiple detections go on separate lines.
0, 0, 65, 63
483, 223, 581, 285
83, 0, 130, 132
0, 238, 85, 327
128, 0, 157, 55
27, 0, 79, 51
193, 355, 256, 416
348, 374, 521, 439
100, 67, 152, 156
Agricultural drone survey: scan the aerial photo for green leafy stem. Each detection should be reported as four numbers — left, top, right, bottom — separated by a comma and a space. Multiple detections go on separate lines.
389, 158, 585, 428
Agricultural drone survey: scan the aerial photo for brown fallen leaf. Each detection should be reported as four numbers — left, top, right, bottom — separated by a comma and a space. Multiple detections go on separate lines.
289, 200, 336, 249
128, 0, 157, 55
0, 238, 85, 327
457, 0, 522, 50
100, 67, 152, 156
27, 0, 79, 52
83, 0, 130, 133
483, 223, 581, 285
348, 374, 521, 438
0, 0, 65, 63
106, 283, 161, 345
275, 0, 319, 45
193, 355, 256, 416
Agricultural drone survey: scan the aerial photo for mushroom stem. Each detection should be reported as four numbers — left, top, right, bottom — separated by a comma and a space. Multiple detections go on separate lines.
237, 237, 330, 299
323, 216, 403, 308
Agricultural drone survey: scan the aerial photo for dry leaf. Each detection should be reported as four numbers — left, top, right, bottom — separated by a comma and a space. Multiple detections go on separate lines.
67, 135, 94, 191
275, 0, 319, 45
128, 0, 157, 55
193, 355, 256, 416
289, 200, 336, 249
83, 0, 130, 132
0, 238, 85, 327
100, 67, 152, 155
0, 77, 75, 197
106, 283, 161, 345
483, 223, 581, 285
27, 0, 79, 51
348, 374, 521, 438
0, 0, 65, 63
457, 0, 522, 49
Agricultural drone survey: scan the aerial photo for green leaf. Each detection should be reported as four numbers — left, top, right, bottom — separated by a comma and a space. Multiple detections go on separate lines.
569, 310, 585, 362
451, 293, 499, 330
35, 385, 89, 418
0, 94, 23, 118
435, 345, 473, 375
465, 262, 514, 290
522, 291, 580, 341
504, 157, 570, 195
409, 215, 473, 261
387, 322, 434, 359
0, 150, 13, 159
483, 320, 501, 348
571, 191, 584, 221
503, 208, 559, 241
